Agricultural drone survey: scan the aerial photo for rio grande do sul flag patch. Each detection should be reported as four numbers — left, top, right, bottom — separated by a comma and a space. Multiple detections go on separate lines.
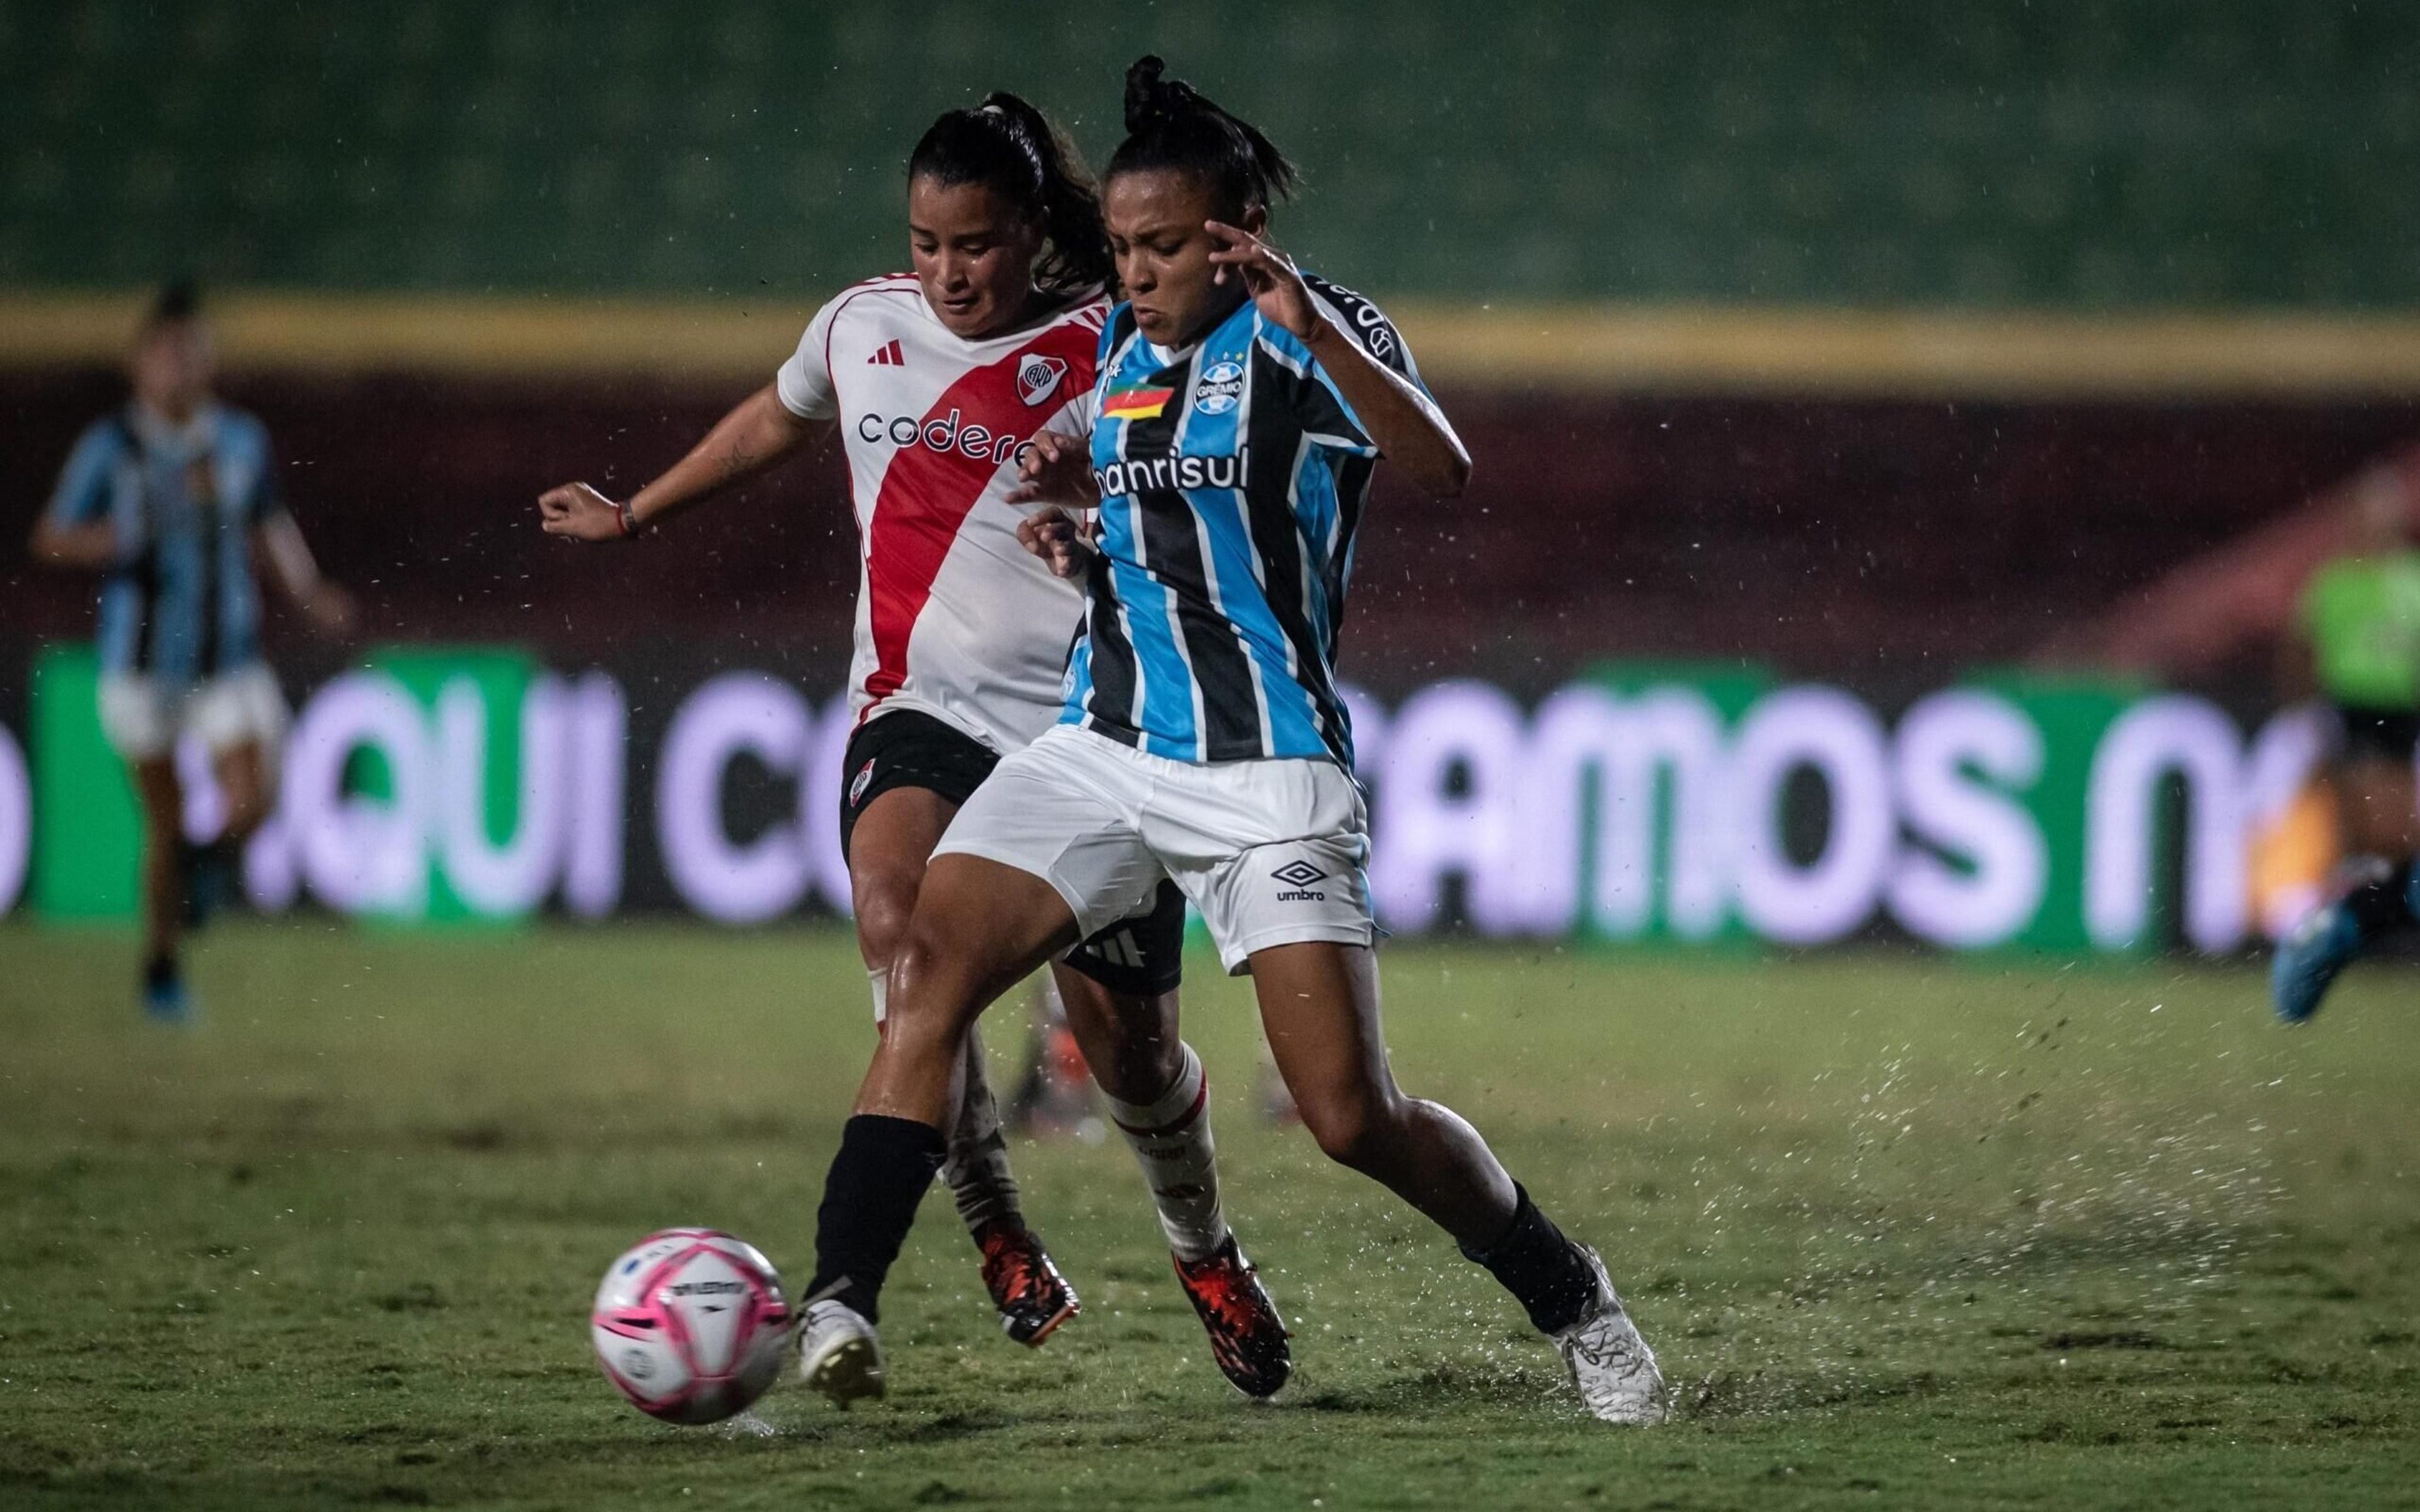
1100, 386, 1175, 421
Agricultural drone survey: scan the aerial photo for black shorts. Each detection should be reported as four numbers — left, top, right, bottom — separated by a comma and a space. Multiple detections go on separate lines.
2336, 704, 2420, 765
839, 709, 1185, 995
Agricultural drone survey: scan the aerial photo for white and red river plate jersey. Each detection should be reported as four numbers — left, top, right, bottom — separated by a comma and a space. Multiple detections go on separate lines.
775, 275, 1106, 752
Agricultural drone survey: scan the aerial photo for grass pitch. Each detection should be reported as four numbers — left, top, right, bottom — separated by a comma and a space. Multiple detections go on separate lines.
2, 921, 2417, 1509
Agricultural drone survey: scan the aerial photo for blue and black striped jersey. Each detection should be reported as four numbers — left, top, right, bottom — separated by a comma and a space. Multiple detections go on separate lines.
45, 403, 283, 680
1065, 275, 1420, 766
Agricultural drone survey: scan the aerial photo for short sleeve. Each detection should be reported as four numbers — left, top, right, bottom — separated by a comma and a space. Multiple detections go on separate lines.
1044, 380, 1095, 439
1265, 278, 1425, 460
1303, 277, 1421, 389
1257, 322, 1380, 459
231, 415, 285, 525
248, 438, 287, 525
45, 421, 120, 526
774, 296, 846, 420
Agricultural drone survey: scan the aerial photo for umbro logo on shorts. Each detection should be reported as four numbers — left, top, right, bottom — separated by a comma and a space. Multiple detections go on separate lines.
1272, 859, 1328, 902
867, 339, 906, 367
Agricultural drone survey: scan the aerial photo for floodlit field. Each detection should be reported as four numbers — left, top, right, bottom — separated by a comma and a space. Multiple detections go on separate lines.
3, 922, 2416, 1509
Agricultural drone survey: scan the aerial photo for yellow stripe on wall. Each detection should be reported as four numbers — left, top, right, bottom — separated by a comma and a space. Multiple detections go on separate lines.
8, 290, 2420, 399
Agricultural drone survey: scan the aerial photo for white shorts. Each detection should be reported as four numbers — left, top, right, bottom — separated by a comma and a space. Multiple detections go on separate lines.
933, 723, 1374, 975
98, 663, 289, 763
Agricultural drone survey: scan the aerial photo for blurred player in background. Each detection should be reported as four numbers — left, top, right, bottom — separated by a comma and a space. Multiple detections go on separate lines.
796, 58, 1666, 1424
1006, 977, 1105, 1138
2271, 466, 2420, 1021
28, 282, 354, 1022
539, 95, 1285, 1383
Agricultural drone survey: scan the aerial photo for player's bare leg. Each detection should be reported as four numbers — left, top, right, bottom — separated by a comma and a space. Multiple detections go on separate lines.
1248, 942, 1516, 1242
129, 755, 191, 1022
1052, 967, 1179, 1106
212, 739, 273, 841
856, 856, 1080, 1128
1057, 965, 1292, 1395
801, 854, 1077, 1402
846, 791, 1073, 1345
1248, 941, 1664, 1423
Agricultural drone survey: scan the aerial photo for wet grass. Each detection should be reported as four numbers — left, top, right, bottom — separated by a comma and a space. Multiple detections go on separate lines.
3, 921, 2417, 1509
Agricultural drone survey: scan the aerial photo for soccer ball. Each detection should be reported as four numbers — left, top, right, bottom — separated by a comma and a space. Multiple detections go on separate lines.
591, 1228, 793, 1424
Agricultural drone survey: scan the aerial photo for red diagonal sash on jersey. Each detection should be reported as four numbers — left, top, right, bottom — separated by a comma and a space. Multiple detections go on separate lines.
860, 319, 1098, 719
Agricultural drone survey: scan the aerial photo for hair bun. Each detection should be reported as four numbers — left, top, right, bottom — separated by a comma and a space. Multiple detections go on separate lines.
1123, 54, 1176, 133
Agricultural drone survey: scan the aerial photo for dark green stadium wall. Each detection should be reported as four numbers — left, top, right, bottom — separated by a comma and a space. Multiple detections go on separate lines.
3, 0, 2415, 309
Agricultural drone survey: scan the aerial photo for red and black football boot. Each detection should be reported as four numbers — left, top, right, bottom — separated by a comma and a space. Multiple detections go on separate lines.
1173, 1235, 1291, 1398
974, 1219, 1080, 1347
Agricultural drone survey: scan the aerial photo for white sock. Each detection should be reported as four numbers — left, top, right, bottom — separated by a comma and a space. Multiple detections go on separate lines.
1105, 1042, 1228, 1263
941, 1028, 1021, 1234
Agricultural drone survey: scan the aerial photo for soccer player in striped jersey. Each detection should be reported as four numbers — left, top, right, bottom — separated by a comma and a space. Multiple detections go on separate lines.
538, 95, 1280, 1389
30, 282, 355, 1022
797, 59, 1666, 1424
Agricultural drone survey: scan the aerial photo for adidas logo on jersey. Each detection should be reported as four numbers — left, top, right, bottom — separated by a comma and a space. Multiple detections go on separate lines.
867, 339, 906, 366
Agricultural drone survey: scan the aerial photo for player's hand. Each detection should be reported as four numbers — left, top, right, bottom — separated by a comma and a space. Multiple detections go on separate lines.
538, 481, 628, 542
1017, 507, 1095, 579
1005, 430, 1098, 511
1206, 221, 1320, 342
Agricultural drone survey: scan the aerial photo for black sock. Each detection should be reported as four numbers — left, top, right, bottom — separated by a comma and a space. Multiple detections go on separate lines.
1460, 1183, 1599, 1335
2346, 875, 2407, 938
143, 954, 178, 989
806, 1114, 948, 1325
179, 838, 238, 927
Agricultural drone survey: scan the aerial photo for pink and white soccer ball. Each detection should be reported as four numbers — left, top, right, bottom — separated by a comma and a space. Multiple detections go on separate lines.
591, 1228, 793, 1424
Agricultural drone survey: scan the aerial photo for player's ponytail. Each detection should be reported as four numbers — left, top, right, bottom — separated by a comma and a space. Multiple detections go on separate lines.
908, 93, 1114, 300
1109, 55, 1298, 217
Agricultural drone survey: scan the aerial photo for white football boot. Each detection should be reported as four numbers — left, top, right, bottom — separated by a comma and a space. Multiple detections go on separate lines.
798, 1298, 885, 1407
1553, 1247, 1666, 1424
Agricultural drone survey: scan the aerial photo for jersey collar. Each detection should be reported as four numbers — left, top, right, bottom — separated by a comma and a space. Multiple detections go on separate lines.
129, 399, 221, 459
1138, 294, 1255, 371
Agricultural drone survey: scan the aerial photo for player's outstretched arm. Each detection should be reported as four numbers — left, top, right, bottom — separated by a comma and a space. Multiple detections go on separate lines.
1206, 220, 1472, 498
254, 510, 353, 634
26, 517, 122, 570
258, 512, 357, 636
539, 382, 828, 542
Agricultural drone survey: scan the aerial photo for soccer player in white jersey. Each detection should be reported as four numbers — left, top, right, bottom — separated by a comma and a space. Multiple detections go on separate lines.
31, 282, 355, 1022
537, 94, 1288, 1394
797, 60, 1667, 1425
